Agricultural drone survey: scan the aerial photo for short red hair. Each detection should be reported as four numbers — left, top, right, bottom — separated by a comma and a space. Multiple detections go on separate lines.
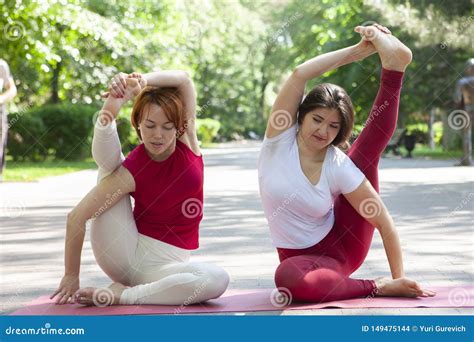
131, 87, 185, 140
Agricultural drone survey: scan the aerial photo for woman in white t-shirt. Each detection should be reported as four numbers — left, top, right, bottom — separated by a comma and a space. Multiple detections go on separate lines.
258, 24, 436, 302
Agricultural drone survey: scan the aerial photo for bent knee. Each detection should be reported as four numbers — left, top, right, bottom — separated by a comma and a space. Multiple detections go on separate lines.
202, 265, 229, 299
274, 260, 318, 302
275, 261, 341, 303
274, 259, 305, 290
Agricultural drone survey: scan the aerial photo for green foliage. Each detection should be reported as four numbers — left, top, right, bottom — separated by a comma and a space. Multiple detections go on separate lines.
7, 104, 133, 161
406, 123, 429, 143
353, 124, 364, 136
7, 109, 47, 162
405, 122, 445, 145
1, 0, 471, 161
114, 112, 139, 154
1, 0, 170, 105
8, 104, 97, 161
196, 118, 221, 145
433, 122, 443, 146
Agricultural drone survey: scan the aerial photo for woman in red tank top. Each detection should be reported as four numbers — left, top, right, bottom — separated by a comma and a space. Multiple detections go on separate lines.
51, 71, 229, 306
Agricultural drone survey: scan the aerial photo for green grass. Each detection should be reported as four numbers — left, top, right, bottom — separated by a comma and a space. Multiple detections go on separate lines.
3, 158, 96, 182
398, 145, 464, 160
201, 142, 222, 148
2, 144, 469, 182
2, 143, 216, 182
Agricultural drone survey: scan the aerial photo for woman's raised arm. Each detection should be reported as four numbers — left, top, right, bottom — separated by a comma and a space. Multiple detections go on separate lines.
108, 70, 200, 153
142, 70, 196, 121
266, 29, 379, 139
143, 71, 199, 153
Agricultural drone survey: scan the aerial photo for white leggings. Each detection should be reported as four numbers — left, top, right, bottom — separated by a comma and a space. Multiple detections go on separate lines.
89, 120, 229, 305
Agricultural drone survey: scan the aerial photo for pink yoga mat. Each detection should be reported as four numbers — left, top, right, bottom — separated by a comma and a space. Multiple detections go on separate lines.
10, 286, 473, 316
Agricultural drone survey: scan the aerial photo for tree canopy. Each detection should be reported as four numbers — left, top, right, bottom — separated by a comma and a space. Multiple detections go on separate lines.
1, 0, 471, 139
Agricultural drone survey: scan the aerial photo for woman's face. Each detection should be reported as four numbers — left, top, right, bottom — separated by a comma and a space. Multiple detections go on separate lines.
138, 103, 177, 159
299, 107, 341, 151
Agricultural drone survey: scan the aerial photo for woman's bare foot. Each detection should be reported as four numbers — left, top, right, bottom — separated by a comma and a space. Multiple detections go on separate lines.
74, 282, 129, 306
374, 277, 436, 298
355, 24, 412, 72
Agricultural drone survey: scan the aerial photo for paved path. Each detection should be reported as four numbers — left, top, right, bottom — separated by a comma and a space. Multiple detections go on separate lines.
1, 141, 473, 315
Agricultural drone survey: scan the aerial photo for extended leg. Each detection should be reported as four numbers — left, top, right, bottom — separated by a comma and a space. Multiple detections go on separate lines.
334, 68, 404, 274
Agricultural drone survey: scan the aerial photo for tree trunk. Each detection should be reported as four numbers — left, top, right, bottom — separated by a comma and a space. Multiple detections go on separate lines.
428, 107, 435, 150
50, 60, 62, 104
259, 79, 268, 121
460, 111, 472, 166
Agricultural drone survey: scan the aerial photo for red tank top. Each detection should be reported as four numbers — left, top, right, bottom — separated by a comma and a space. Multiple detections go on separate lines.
122, 140, 204, 249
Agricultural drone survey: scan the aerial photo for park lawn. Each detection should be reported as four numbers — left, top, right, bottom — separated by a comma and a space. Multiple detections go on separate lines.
3, 158, 96, 182
2, 145, 467, 182
399, 145, 464, 160
2, 143, 219, 182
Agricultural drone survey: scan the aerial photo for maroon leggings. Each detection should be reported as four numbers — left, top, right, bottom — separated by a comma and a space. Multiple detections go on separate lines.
275, 68, 405, 303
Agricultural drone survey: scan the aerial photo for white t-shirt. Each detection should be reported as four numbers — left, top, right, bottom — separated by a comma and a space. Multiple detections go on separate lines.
257, 123, 365, 249
0, 59, 12, 115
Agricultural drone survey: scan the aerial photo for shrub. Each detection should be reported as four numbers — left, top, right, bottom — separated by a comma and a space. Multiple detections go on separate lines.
7, 110, 47, 161
8, 103, 133, 161
196, 118, 220, 145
